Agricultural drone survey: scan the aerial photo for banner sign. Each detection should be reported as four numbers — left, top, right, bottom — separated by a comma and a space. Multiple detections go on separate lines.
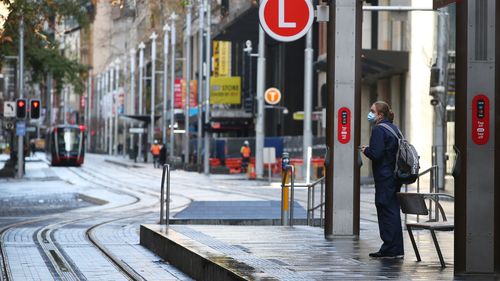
210, 77, 241, 105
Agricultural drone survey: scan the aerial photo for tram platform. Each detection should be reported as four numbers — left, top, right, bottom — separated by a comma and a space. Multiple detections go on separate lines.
140, 221, 454, 280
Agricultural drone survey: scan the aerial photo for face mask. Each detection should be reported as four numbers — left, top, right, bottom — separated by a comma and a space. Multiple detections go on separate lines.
367, 112, 376, 123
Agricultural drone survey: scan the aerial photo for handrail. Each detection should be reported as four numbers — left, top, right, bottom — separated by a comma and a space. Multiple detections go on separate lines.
305, 177, 325, 227
160, 164, 171, 226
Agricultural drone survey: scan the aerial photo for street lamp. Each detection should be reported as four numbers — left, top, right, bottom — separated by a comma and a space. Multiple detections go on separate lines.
129, 48, 136, 155
184, 2, 193, 165
169, 13, 178, 160
114, 58, 121, 156
150, 32, 158, 157
138, 41, 145, 162
162, 24, 170, 146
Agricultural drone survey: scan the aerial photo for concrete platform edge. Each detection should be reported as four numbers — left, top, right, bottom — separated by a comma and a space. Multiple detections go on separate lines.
140, 224, 250, 281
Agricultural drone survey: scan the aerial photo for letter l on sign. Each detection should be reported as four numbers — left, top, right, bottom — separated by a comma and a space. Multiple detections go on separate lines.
279, 0, 296, 28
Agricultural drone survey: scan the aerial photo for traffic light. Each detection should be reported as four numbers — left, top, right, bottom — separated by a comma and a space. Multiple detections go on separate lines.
16, 98, 27, 119
30, 99, 41, 119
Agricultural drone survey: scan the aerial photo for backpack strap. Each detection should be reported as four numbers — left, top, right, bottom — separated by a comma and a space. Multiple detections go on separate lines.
378, 123, 402, 140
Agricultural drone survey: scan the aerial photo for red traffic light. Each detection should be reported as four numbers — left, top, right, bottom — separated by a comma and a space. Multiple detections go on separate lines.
30, 99, 41, 119
16, 98, 27, 119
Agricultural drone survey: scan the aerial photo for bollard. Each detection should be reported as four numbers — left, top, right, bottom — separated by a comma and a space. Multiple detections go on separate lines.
281, 152, 290, 226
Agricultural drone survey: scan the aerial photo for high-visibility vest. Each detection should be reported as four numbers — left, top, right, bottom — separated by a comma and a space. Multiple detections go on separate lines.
241, 146, 251, 158
151, 145, 161, 156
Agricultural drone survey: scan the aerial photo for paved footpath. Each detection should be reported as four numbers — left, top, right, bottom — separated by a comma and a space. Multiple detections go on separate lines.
100, 156, 461, 280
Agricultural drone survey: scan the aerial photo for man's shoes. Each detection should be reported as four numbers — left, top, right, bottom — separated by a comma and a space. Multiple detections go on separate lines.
369, 252, 404, 259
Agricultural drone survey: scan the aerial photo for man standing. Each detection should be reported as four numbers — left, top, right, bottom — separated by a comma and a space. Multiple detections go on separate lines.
150, 140, 161, 168
240, 140, 251, 173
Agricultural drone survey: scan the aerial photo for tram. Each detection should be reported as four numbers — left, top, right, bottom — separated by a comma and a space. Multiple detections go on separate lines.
47, 125, 85, 166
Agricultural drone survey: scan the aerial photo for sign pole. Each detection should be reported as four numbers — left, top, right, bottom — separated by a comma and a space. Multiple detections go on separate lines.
184, 3, 193, 165
303, 12, 314, 179
203, 1, 212, 175
170, 14, 177, 160
255, 22, 266, 179
17, 15, 24, 178
197, 1, 205, 169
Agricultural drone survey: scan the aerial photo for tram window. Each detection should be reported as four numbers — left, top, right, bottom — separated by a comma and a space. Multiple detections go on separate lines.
58, 130, 80, 152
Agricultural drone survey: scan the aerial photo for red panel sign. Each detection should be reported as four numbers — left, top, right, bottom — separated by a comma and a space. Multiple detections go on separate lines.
337, 107, 351, 144
174, 79, 198, 109
259, 0, 314, 42
472, 94, 490, 145
174, 78, 183, 109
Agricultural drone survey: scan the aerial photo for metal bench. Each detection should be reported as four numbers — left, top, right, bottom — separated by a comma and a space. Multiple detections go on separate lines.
397, 192, 454, 268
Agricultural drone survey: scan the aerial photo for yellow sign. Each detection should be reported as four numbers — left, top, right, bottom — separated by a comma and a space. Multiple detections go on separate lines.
210, 77, 241, 105
213, 41, 232, 77
293, 111, 305, 120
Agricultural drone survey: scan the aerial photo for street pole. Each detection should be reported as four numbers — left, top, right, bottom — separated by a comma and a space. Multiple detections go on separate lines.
184, 2, 193, 165
255, 15, 266, 179
163, 25, 170, 145
303, 17, 313, 181
138, 42, 145, 162
130, 49, 136, 154
47, 72, 53, 129
170, 14, 177, 160
86, 72, 92, 152
203, 0, 211, 175
95, 74, 100, 151
197, 0, 205, 169
150, 32, 158, 155
17, 15, 24, 178
103, 74, 108, 152
114, 59, 120, 156
100, 74, 105, 151
434, 9, 449, 191
109, 65, 114, 155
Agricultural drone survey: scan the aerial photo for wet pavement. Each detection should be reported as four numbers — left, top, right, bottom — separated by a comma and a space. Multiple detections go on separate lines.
142, 218, 455, 280
0, 152, 462, 280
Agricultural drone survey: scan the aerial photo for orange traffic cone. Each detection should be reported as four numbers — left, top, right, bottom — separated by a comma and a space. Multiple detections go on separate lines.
247, 163, 256, 180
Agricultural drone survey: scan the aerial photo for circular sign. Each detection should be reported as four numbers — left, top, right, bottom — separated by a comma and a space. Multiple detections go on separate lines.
259, 0, 314, 42
264, 88, 282, 105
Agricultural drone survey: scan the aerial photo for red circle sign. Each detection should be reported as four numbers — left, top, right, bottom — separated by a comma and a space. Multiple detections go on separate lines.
259, 0, 314, 42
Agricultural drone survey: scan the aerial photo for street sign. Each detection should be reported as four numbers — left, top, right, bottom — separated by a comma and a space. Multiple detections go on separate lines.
129, 128, 145, 134
433, 0, 459, 10
263, 147, 276, 164
16, 121, 26, 136
26, 126, 36, 133
264, 87, 281, 105
3, 101, 16, 118
259, 0, 314, 42
4, 121, 14, 131
293, 111, 304, 120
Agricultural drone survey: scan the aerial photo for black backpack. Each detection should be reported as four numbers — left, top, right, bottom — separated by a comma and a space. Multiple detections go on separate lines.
378, 123, 420, 184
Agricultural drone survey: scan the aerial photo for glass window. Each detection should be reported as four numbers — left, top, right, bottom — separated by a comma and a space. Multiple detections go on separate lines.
58, 129, 80, 152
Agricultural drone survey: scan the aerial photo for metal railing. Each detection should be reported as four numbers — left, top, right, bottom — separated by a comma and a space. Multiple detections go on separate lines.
287, 177, 325, 227
281, 165, 295, 226
160, 164, 171, 226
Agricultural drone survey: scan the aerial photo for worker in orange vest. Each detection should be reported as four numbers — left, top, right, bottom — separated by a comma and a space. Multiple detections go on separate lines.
151, 140, 161, 168
240, 140, 251, 173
